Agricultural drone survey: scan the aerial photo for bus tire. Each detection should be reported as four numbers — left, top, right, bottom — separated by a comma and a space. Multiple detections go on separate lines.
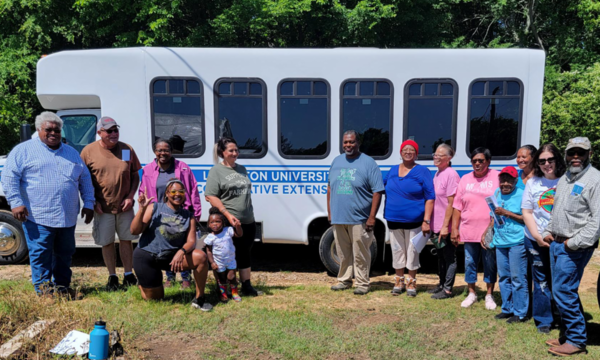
318, 226, 377, 276
0, 210, 29, 265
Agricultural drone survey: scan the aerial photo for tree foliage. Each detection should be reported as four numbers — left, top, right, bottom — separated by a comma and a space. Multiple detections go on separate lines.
0, 0, 599, 158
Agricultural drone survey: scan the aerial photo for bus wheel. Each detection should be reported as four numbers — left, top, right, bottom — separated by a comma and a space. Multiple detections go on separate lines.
318, 226, 377, 276
0, 210, 28, 265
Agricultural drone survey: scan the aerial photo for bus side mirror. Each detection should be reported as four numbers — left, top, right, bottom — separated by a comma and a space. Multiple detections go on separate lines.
20, 123, 32, 142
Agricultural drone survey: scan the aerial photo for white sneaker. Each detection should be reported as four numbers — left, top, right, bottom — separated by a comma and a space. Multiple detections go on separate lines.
485, 294, 497, 310
461, 292, 477, 308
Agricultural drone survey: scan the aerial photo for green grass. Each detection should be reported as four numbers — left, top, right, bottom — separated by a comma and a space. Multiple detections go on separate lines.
1, 272, 600, 359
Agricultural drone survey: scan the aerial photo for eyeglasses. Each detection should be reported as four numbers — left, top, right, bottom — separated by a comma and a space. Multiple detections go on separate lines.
471, 159, 486, 164
538, 157, 556, 165
101, 128, 119, 134
169, 189, 185, 195
44, 127, 61, 134
566, 148, 588, 157
432, 154, 447, 159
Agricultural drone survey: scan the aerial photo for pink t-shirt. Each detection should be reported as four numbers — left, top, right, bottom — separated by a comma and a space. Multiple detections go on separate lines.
453, 169, 500, 242
431, 167, 460, 233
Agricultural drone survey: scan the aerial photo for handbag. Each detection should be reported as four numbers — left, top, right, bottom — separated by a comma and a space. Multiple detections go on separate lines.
431, 232, 447, 249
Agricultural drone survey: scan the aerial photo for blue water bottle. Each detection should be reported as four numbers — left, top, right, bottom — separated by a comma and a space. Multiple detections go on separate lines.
89, 320, 109, 360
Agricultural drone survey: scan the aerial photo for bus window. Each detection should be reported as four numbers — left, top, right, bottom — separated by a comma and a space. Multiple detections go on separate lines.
340, 79, 393, 159
215, 79, 267, 158
278, 79, 330, 159
60, 115, 97, 153
404, 80, 458, 159
468, 79, 523, 158
151, 77, 204, 157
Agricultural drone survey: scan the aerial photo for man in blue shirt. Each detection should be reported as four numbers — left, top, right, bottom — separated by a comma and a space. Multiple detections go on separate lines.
327, 130, 384, 295
2, 112, 95, 297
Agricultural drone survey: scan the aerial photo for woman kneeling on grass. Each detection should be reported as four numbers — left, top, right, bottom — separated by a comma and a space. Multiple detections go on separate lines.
131, 179, 212, 311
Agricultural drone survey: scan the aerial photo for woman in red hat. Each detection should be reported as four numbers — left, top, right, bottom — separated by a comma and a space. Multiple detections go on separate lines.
383, 140, 435, 298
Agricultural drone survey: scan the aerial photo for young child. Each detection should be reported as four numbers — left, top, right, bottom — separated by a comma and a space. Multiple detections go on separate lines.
204, 207, 243, 302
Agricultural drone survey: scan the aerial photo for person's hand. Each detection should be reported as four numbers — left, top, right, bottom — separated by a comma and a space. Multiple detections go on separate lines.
543, 233, 554, 245
121, 198, 134, 212
170, 250, 185, 272
11, 206, 28, 222
226, 213, 241, 227
366, 216, 376, 232
494, 207, 509, 217
421, 221, 431, 235
535, 235, 550, 248
94, 202, 104, 214
564, 239, 574, 252
327, 212, 331, 224
451, 231, 460, 246
480, 233, 488, 249
81, 208, 94, 224
138, 191, 154, 209
440, 227, 449, 239
211, 262, 218, 271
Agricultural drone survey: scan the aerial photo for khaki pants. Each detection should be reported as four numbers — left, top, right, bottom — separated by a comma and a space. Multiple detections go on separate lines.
390, 227, 421, 271
333, 224, 374, 290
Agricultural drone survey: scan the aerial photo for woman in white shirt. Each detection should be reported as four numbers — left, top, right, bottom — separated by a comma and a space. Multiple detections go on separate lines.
521, 143, 567, 334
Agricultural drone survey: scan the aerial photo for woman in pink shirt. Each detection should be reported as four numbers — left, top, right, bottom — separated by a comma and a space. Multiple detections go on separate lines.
451, 147, 499, 309
429, 144, 460, 300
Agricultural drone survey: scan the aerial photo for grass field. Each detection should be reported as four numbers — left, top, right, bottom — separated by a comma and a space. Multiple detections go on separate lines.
1, 259, 600, 359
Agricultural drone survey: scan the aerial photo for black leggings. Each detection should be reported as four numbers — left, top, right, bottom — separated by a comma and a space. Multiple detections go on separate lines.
133, 247, 175, 288
234, 222, 256, 270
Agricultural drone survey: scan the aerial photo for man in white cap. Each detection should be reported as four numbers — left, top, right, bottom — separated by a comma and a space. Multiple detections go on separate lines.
81, 117, 142, 291
542, 137, 600, 356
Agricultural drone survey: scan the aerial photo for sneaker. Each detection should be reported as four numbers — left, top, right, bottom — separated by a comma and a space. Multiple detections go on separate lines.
123, 273, 138, 287
506, 316, 528, 324
164, 279, 174, 288
331, 283, 351, 291
181, 280, 191, 290
406, 277, 417, 297
106, 275, 120, 291
538, 326, 551, 334
461, 292, 477, 308
485, 294, 497, 310
231, 286, 242, 302
431, 290, 453, 300
191, 297, 213, 312
391, 276, 405, 296
494, 312, 513, 320
427, 284, 443, 294
353, 287, 369, 295
241, 280, 264, 296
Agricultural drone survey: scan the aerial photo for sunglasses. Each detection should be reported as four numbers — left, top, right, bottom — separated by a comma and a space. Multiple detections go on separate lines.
168, 189, 185, 195
471, 159, 486, 164
566, 148, 588, 157
538, 157, 556, 165
101, 128, 119, 134
44, 127, 61, 134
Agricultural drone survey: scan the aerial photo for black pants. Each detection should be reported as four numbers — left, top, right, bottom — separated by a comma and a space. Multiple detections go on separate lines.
234, 222, 256, 270
435, 234, 457, 292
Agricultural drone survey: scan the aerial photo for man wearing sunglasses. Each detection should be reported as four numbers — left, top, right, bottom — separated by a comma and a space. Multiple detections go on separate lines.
2, 112, 95, 298
542, 137, 600, 356
81, 117, 142, 291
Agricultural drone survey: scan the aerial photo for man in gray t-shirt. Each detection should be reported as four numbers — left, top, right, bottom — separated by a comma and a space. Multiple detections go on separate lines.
327, 130, 384, 295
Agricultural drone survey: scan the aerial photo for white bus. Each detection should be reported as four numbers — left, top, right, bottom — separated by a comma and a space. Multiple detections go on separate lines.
0, 48, 545, 273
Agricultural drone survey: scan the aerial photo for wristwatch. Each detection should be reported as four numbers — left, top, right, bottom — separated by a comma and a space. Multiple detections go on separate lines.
423, 220, 430, 224
181, 247, 190, 255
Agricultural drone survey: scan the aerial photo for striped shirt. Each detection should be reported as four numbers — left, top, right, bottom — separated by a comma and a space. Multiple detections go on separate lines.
1, 138, 95, 228
542, 165, 600, 250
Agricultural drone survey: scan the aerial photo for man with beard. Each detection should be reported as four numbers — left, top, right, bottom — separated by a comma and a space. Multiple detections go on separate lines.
327, 130, 384, 295
542, 137, 600, 356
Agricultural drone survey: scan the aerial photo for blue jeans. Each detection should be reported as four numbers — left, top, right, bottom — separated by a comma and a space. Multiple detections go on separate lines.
464, 242, 497, 284
496, 244, 529, 318
524, 237, 555, 328
550, 241, 594, 348
22, 220, 76, 293
165, 270, 191, 281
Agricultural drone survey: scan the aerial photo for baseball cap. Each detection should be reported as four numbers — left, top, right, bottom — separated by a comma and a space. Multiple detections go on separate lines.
499, 166, 518, 178
97, 116, 119, 131
565, 137, 591, 151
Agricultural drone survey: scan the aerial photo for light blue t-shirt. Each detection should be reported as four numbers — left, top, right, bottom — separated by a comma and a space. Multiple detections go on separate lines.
492, 187, 525, 248
329, 153, 385, 225
516, 170, 526, 190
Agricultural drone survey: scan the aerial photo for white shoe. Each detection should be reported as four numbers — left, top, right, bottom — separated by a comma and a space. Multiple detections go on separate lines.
461, 292, 477, 308
485, 294, 497, 310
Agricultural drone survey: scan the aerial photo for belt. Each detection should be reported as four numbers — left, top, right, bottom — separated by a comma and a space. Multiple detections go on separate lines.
554, 235, 568, 244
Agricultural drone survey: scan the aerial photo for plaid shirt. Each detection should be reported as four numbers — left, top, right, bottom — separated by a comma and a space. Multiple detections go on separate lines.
542, 165, 600, 250
1, 138, 95, 228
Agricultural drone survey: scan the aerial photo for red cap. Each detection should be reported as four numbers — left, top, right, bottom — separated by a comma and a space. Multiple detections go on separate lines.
500, 166, 518, 178
401, 140, 419, 156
